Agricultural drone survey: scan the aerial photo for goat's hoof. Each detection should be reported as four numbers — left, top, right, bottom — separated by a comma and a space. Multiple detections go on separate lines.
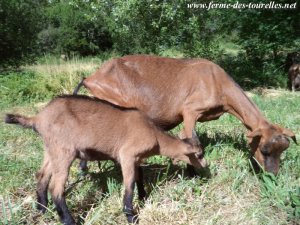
37, 204, 47, 214
62, 216, 76, 225
124, 208, 138, 224
126, 214, 139, 224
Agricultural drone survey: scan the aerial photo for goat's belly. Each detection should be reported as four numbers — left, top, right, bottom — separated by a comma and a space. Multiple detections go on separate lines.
197, 105, 225, 122
151, 116, 182, 131
78, 149, 114, 161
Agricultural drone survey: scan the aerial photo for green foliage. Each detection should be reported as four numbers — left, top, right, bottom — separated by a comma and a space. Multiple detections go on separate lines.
237, 0, 299, 58
290, 187, 300, 219
260, 172, 300, 221
98, 0, 184, 54
0, 71, 58, 108
97, 0, 221, 57
217, 0, 300, 89
0, 0, 46, 68
1, 0, 300, 89
38, 0, 111, 56
219, 52, 287, 89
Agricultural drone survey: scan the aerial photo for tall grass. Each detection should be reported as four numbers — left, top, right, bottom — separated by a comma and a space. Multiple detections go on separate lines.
0, 56, 299, 224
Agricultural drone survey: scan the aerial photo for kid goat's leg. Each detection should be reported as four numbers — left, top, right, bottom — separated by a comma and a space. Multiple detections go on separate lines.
48, 150, 76, 225
136, 166, 146, 201
120, 155, 138, 224
36, 152, 52, 213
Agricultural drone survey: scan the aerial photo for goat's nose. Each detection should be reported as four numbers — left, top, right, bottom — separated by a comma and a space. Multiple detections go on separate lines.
200, 158, 208, 168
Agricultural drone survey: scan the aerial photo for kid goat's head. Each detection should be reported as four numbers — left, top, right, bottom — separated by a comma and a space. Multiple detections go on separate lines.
173, 131, 208, 168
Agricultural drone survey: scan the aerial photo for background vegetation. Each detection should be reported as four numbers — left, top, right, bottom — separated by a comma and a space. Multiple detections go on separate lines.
0, 0, 300, 224
1, 0, 299, 88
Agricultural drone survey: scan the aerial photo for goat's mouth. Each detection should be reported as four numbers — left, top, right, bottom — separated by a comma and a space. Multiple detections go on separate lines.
199, 158, 208, 167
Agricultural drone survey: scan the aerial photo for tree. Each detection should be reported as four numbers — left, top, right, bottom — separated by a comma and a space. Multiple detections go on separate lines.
38, 0, 111, 56
0, 0, 46, 68
216, 0, 300, 88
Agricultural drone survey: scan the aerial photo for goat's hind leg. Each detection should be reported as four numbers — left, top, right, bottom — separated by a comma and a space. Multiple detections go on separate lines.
36, 152, 52, 213
120, 155, 139, 223
49, 150, 76, 225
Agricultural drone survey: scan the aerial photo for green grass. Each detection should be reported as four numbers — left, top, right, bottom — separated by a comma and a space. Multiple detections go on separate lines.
0, 57, 299, 225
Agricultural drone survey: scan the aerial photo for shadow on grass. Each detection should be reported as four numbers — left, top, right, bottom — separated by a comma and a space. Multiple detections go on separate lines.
197, 130, 249, 154
65, 130, 252, 224
198, 130, 269, 175
65, 159, 211, 224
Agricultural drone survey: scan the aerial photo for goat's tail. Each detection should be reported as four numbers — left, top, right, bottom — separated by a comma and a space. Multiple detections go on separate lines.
5, 114, 35, 129
73, 78, 85, 95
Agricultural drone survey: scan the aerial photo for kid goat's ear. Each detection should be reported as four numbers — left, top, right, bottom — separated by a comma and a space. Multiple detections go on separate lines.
192, 129, 201, 145
182, 139, 199, 155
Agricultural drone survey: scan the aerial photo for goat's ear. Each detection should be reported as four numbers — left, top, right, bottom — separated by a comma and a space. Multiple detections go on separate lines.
192, 129, 201, 145
183, 137, 200, 148
192, 129, 198, 139
282, 128, 298, 145
181, 141, 198, 155
275, 125, 297, 145
247, 128, 262, 139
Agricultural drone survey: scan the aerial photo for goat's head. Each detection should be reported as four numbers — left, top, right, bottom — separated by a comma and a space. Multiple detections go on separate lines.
247, 124, 297, 175
173, 131, 208, 168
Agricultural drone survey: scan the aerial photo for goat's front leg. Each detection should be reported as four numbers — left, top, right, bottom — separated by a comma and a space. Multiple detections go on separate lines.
182, 112, 200, 177
120, 156, 138, 224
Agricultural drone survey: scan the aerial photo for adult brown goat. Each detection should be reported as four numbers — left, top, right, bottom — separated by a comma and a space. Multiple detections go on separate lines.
74, 55, 297, 175
5, 95, 207, 225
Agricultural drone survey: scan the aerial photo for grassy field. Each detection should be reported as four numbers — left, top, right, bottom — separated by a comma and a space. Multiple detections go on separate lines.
0, 57, 299, 225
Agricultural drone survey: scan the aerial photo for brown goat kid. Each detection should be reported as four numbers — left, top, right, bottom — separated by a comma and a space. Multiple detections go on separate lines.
5, 95, 207, 225
75, 55, 297, 175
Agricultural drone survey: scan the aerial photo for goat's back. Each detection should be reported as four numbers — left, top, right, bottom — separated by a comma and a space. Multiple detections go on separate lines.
84, 55, 234, 129
35, 95, 158, 158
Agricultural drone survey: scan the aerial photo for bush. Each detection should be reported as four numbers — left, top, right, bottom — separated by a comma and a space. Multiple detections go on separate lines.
0, 0, 45, 68
218, 52, 287, 90
0, 71, 58, 107
38, 1, 112, 56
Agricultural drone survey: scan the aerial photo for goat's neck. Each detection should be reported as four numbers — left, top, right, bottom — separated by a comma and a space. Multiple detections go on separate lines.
224, 85, 271, 132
